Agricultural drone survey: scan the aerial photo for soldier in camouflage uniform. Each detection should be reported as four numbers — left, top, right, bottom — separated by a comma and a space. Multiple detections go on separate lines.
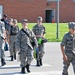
9, 19, 19, 61
60, 22, 75, 75
15, 19, 38, 74
0, 20, 6, 66
32, 16, 46, 66
6, 18, 13, 57
6, 18, 13, 44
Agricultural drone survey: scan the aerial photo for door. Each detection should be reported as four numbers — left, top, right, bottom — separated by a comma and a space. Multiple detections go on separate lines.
45, 10, 55, 23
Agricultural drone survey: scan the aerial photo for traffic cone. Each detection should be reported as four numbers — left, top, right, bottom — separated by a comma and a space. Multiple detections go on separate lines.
52, 18, 55, 23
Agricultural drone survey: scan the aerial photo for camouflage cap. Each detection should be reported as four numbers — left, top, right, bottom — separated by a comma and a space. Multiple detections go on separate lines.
21, 19, 28, 23
13, 19, 17, 23
37, 16, 43, 21
68, 22, 75, 29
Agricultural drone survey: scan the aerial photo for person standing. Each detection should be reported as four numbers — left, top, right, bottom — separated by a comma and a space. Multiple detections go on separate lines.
15, 19, 38, 74
60, 22, 75, 75
0, 20, 6, 66
32, 16, 46, 66
9, 19, 19, 61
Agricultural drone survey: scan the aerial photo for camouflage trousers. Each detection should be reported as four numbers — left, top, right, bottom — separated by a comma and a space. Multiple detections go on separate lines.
36, 44, 45, 61
0, 37, 5, 59
62, 52, 75, 75
0, 47, 5, 59
19, 46, 33, 68
9, 36, 17, 56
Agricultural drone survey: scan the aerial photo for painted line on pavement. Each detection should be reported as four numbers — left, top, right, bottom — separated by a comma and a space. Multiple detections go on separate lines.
14, 71, 62, 75
0, 63, 51, 68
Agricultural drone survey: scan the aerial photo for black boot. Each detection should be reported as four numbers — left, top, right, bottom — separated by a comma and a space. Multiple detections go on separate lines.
11, 56, 13, 61
36, 60, 40, 66
40, 59, 42, 66
14, 54, 16, 60
62, 72, 68, 75
21, 67, 25, 74
1, 58, 6, 66
26, 64, 30, 73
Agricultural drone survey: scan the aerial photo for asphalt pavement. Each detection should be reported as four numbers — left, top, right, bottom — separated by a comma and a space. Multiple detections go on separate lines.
0, 42, 74, 75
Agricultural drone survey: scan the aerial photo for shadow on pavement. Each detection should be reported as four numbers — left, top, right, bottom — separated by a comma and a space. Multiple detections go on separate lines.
0, 72, 24, 75
0, 66, 20, 69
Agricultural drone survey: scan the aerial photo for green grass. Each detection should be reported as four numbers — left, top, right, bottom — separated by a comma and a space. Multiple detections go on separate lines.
18, 23, 69, 42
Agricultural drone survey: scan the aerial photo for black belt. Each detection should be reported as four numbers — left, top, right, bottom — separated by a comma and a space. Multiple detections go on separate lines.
10, 34, 17, 36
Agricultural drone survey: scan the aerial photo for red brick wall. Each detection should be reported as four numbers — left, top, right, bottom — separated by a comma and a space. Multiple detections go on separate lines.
0, 0, 56, 22
60, 0, 75, 22
0, 0, 75, 22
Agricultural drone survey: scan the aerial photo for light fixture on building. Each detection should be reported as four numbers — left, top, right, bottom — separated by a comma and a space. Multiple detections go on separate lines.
47, 1, 51, 6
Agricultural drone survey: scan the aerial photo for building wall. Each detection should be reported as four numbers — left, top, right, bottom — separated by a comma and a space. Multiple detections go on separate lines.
0, 0, 56, 22
60, 0, 75, 22
0, 0, 75, 22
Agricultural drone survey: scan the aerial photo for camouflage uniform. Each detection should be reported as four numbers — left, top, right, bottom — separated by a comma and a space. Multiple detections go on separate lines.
6, 18, 13, 57
32, 17, 46, 66
5, 18, 12, 34
0, 21, 6, 66
61, 22, 75, 75
15, 19, 38, 73
10, 25, 19, 61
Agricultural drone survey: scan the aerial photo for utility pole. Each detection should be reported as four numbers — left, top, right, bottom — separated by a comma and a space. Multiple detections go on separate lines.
56, 0, 59, 39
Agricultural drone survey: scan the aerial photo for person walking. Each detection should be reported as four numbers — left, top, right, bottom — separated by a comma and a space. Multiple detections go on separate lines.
32, 16, 46, 66
60, 22, 75, 75
9, 19, 19, 61
0, 20, 6, 66
15, 19, 38, 74
6, 18, 13, 58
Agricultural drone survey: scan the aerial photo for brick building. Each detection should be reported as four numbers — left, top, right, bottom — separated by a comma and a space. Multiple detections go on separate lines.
0, 0, 75, 23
